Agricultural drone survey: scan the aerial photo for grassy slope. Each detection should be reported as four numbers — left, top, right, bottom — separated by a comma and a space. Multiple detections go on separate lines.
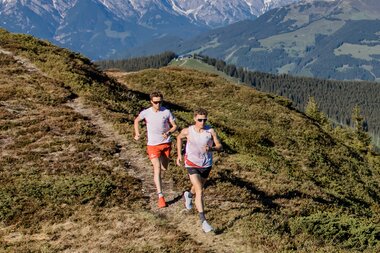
0, 30, 206, 252
122, 67, 380, 252
1, 29, 380, 252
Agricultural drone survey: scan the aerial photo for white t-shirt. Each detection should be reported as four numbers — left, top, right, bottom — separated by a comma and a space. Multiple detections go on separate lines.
139, 106, 175, 146
185, 125, 214, 168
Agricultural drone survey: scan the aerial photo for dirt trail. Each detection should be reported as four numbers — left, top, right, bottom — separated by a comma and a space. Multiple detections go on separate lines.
66, 97, 238, 252
0, 47, 45, 74
66, 97, 156, 195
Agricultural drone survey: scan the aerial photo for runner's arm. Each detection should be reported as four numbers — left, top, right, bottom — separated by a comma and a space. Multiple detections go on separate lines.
210, 128, 223, 152
134, 115, 143, 140
163, 117, 178, 137
176, 128, 188, 166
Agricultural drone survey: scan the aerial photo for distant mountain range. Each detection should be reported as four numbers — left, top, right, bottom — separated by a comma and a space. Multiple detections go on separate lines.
0, 0, 299, 59
173, 0, 380, 81
2, 0, 379, 81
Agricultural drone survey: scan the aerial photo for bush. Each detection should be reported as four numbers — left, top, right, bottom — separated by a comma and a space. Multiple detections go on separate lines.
290, 212, 380, 250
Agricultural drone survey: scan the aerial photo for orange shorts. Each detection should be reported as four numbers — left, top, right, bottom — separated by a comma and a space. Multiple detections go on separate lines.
147, 143, 171, 160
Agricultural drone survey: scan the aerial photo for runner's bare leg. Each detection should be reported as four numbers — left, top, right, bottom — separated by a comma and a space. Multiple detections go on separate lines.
151, 158, 163, 194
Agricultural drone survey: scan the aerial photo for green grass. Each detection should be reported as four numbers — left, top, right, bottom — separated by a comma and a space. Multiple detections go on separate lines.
185, 37, 221, 55
259, 19, 345, 57
334, 43, 380, 61
169, 58, 239, 83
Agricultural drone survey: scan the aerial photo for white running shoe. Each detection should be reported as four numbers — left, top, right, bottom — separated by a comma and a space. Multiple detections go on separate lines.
184, 191, 192, 210
202, 220, 213, 233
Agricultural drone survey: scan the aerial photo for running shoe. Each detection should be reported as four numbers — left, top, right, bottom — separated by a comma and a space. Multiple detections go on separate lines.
183, 191, 193, 210
202, 220, 213, 233
158, 196, 167, 208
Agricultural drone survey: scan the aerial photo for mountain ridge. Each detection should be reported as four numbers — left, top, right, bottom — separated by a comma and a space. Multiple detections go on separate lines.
172, 0, 380, 81
0, 0, 300, 59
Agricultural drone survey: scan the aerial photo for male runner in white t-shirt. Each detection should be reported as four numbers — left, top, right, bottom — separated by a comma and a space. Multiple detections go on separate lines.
134, 91, 177, 208
176, 108, 222, 233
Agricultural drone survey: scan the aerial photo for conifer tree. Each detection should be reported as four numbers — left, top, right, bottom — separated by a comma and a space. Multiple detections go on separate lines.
351, 105, 371, 153
305, 97, 319, 120
305, 97, 332, 133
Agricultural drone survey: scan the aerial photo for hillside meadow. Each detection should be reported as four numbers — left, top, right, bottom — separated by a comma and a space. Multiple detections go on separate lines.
1, 29, 380, 252
118, 67, 380, 251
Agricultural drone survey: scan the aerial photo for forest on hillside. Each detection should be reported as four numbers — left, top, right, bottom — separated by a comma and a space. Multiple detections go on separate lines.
96, 51, 176, 72
198, 55, 380, 147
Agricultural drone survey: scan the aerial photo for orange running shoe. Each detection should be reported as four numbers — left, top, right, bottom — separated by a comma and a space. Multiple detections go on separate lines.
158, 196, 167, 208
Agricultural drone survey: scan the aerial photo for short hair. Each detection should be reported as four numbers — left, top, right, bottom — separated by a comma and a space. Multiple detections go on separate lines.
194, 108, 208, 117
150, 91, 163, 100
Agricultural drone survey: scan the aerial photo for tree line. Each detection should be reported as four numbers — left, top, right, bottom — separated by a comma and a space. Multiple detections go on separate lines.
96, 51, 176, 72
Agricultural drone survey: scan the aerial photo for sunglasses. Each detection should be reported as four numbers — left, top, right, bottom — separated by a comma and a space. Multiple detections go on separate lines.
151, 100, 162, 104
197, 118, 207, 122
